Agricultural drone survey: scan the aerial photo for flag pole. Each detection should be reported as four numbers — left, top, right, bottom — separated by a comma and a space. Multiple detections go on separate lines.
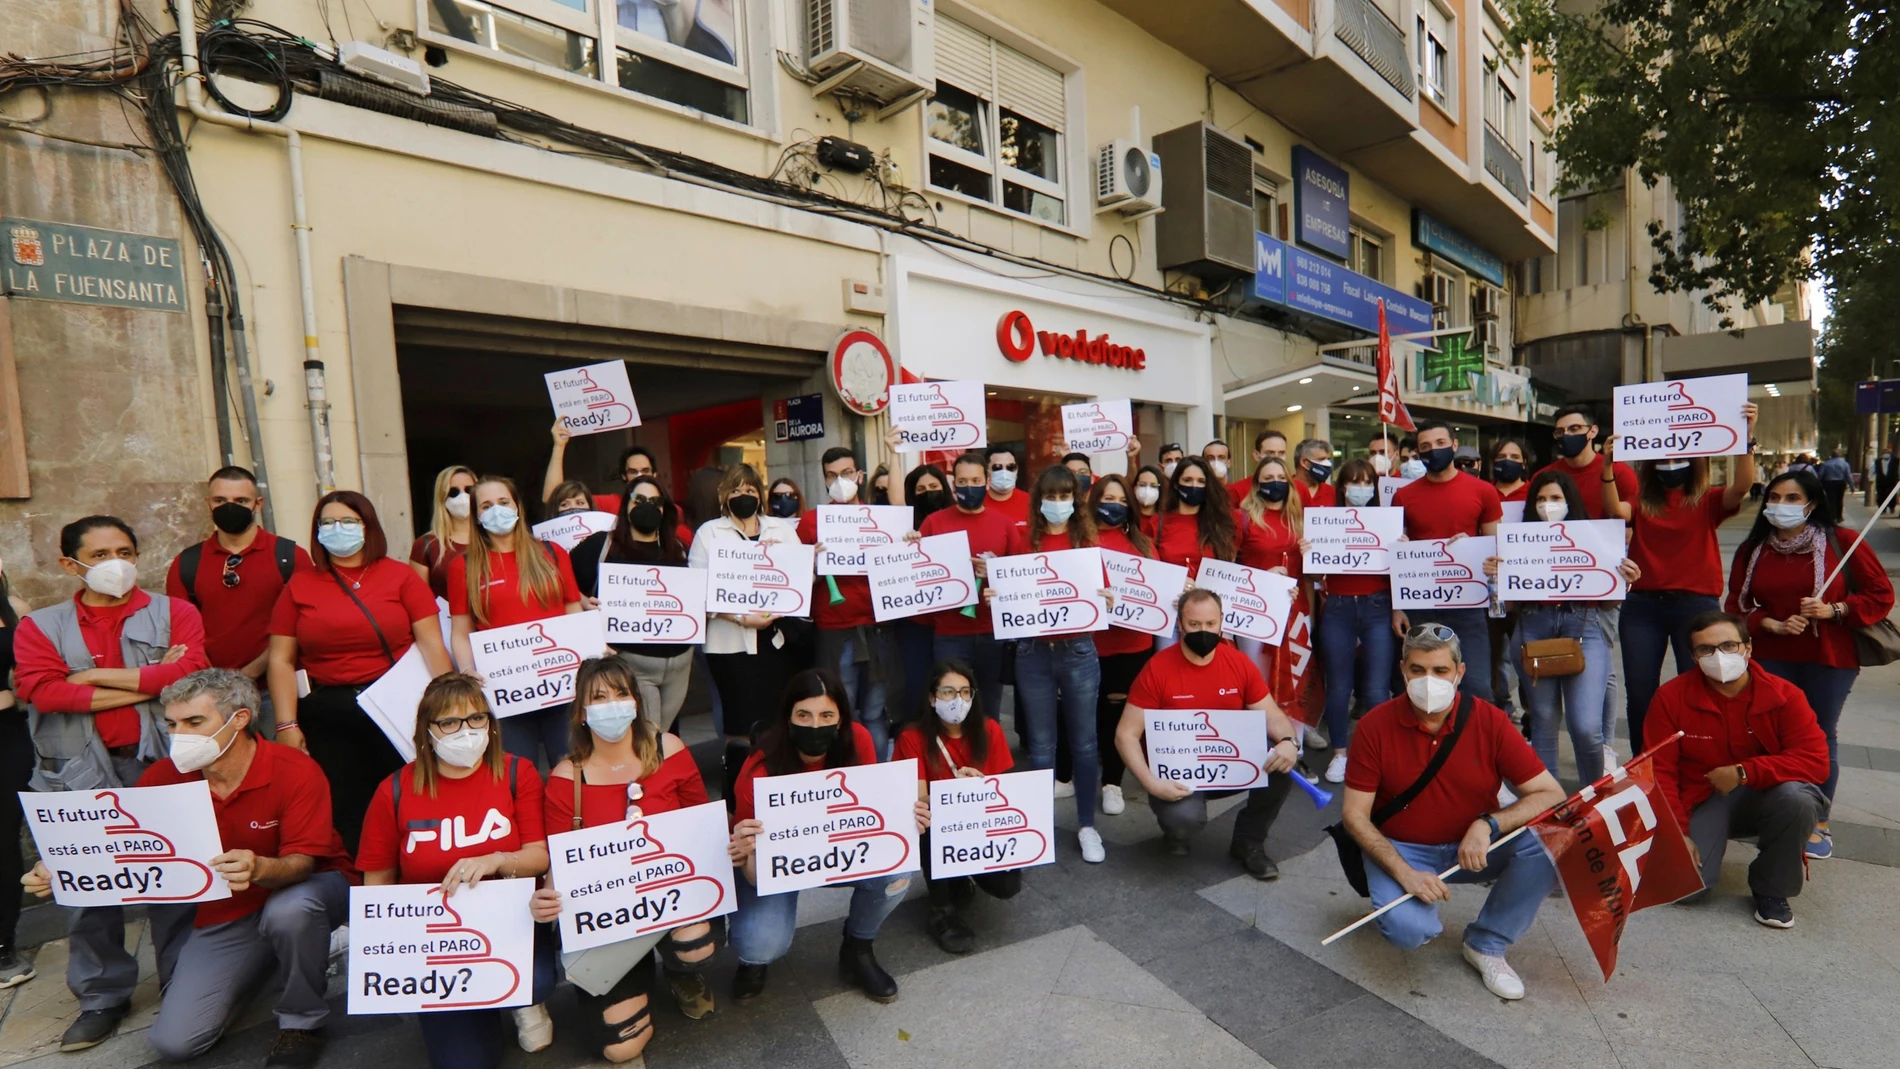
1821, 477, 1900, 591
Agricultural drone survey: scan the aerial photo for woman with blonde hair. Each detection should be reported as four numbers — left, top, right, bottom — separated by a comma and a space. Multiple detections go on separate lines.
409, 464, 476, 599
447, 475, 584, 764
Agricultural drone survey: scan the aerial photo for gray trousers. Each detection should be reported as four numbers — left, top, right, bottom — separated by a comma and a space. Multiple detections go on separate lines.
1688, 781, 1827, 899
1151, 774, 1293, 848
69, 869, 349, 1059
621, 649, 693, 731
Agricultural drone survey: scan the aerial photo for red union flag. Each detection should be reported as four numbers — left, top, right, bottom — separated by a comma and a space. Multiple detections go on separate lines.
1375, 299, 1416, 432
1528, 738, 1703, 980
1260, 586, 1322, 726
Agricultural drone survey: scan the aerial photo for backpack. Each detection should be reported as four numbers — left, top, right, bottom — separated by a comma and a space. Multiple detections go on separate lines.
177, 536, 298, 605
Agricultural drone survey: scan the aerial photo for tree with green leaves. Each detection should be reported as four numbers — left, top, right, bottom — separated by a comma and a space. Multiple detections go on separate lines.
1817, 280, 1900, 455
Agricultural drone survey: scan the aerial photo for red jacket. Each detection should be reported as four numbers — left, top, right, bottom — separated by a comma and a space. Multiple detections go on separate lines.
1642, 661, 1829, 826
1724, 534, 1893, 669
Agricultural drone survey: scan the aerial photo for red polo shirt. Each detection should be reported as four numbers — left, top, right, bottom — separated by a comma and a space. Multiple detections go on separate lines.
269, 560, 438, 686
1391, 472, 1503, 540
13, 592, 209, 749
1533, 454, 1637, 520
1128, 641, 1267, 710
1295, 480, 1336, 508
166, 532, 313, 670
917, 507, 1025, 636
1344, 694, 1544, 845
985, 488, 1030, 529
141, 739, 358, 927
1095, 527, 1155, 657
1153, 511, 1231, 579
797, 510, 875, 630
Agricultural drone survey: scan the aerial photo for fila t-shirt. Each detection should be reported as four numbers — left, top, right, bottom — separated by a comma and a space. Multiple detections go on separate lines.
356, 757, 547, 885
1127, 640, 1268, 710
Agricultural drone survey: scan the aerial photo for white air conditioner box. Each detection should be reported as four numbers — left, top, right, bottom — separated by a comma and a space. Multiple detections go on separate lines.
806, 0, 935, 104
1095, 140, 1162, 215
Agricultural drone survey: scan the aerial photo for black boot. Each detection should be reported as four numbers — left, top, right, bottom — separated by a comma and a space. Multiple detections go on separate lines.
722, 740, 752, 811
839, 932, 899, 1003
926, 906, 975, 954
731, 963, 768, 1003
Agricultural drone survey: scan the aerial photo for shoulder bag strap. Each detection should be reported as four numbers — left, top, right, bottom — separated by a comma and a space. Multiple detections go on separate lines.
177, 544, 204, 607
1370, 692, 1475, 827
330, 568, 398, 667
573, 764, 585, 830
274, 536, 297, 583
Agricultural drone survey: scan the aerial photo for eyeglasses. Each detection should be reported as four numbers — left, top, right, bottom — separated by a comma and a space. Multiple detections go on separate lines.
221, 553, 243, 589
317, 518, 364, 532
431, 712, 492, 733
1454, 459, 1480, 470
631, 494, 662, 506
1409, 623, 1456, 641
1691, 640, 1747, 659
932, 686, 975, 701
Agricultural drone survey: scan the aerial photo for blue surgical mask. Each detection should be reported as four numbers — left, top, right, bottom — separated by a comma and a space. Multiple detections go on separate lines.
1764, 503, 1809, 530
317, 523, 366, 557
1400, 459, 1427, 480
1344, 484, 1376, 507
479, 504, 518, 535
1040, 499, 1076, 525
584, 699, 641, 743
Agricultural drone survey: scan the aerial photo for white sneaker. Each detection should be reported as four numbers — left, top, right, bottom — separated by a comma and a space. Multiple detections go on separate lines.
1602, 744, 1621, 773
1077, 826, 1106, 863
512, 1004, 554, 1051
1324, 751, 1349, 784
1100, 784, 1126, 815
1304, 723, 1329, 749
1053, 779, 1076, 799
1461, 944, 1525, 1000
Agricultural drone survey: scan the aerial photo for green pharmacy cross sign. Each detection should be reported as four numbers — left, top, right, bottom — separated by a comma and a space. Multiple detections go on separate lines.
1420, 333, 1484, 393
2, 218, 187, 313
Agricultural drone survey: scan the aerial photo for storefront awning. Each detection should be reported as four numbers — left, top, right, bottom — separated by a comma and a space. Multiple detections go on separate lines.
1222, 360, 1376, 421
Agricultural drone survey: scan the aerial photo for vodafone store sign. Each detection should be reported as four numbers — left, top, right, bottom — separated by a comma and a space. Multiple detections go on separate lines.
996, 310, 1147, 370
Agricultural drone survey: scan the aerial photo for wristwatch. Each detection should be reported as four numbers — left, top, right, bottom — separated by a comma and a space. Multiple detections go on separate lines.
1736, 765, 1749, 785
1483, 814, 1502, 840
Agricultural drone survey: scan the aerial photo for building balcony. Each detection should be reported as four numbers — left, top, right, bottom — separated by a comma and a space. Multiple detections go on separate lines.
1483, 126, 1528, 203
1333, 0, 1415, 100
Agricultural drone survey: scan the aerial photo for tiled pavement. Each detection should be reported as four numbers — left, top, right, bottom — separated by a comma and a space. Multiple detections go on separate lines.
3, 505, 1899, 1069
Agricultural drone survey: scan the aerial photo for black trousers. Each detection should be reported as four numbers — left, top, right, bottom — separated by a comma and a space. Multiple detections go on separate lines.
919, 831, 1025, 907
1151, 773, 1293, 847
0, 711, 30, 948
301, 684, 405, 854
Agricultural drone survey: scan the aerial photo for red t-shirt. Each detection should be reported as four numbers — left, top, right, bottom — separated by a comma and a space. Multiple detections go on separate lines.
1295, 480, 1336, 508
1095, 527, 1154, 657
1227, 480, 1251, 507
730, 722, 878, 823
1137, 511, 1159, 541
356, 757, 547, 884
13, 592, 209, 748
141, 740, 358, 927
1344, 694, 1544, 845
918, 507, 1025, 635
1392, 472, 1503, 540
544, 747, 709, 831
985, 488, 1030, 529
1153, 511, 1228, 579
1534, 454, 1637, 521
796, 510, 875, 630
1628, 489, 1739, 596
1128, 641, 1268, 710
446, 544, 582, 629
165, 532, 314, 670
1498, 482, 1529, 503
408, 533, 467, 602
270, 560, 438, 686
893, 719, 1014, 782
1236, 509, 1302, 575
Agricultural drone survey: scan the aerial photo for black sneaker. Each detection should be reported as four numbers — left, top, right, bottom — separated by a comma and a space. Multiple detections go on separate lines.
1228, 843, 1280, 881
731, 963, 768, 1003
926, 906, 976, 954
0, 947, 35, 989
1753, 895, 1794, 929
60, 1006, 128, 1052
264, 1028, 326, 1068
1162, 832, 1191, 857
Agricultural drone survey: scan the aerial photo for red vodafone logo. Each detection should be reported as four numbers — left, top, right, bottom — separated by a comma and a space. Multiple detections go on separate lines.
994, 310, 1146, 371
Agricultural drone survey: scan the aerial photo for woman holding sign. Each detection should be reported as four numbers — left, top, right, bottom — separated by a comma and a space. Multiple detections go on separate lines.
1490, 440, 1529, 503
725, 669, 925, 1004
1089, 475, 1156, 816
1153, 456, 1238, 583
1313, 459, 1390, 783
533, 658, 714, 1060
410, 465, 476, 600
1726, 469, 1893, 859
571, 476, 695, 732
891, 461, 952, 728
357, 673, 556, 1066
449, 476, 586, 767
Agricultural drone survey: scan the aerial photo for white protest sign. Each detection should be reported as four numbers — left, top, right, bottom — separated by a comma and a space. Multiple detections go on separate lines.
547, 801, 737, 953
357, 644, 433, 761
866, 532, 978, 622
755, 759, 921, 895
1193, 559, 1296, 645
929, 770, 1056, 880
348, 879, 535, 1014
987, 548, 1110, 640
704, 541, 815, 617
1101, 550, 1188, 636
469, 611, 608, 717
1303, 506, 1403, 574
597, 564, 707, 646
1379, 476, 1415, 508
1390, 536, 1497, 611
21, 783, 231, 907
1144, 710, 1270, 791
1500, 500, 1526, 525
531, 511, 616, 552
1612, 373, 1748, 460
1061, 399, 1134, 455
545, 361, 641, 436
890, 381, 986, 453
1498, 520, 1628, 602
816, 505, 914, 576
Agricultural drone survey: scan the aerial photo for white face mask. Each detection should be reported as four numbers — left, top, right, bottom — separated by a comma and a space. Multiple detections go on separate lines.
1162, 461, 1178, 478
1209, 459, 1229, 480
432, 727, 489, 769
1344, 484, 1376, 507
478, 504, 518, 535
170, 714, 241, 774
1400, 459, 1427, 480
584, 699, 640, 743
1697, 650, 1748, 684
1135, 485, 1161, 507
1406, 674, 1458, 715
933, 696, 971, 725
1764, 503, 1809, 530
1371, 453, 1392, 475
75, 558, 138, 599
1536, 500, 1569, 522
827, 475, 859, 504
989, 468, 1017, 493
444, 492, 471, 519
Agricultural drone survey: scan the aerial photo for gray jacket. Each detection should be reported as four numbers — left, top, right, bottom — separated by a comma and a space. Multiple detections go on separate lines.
23, 595, 174, 791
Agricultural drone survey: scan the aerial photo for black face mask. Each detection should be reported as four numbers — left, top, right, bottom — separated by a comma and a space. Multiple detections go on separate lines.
1095, 501, 1130, 527
1492, 459, 1524, 484
918, 489, 951, 515
789, 723, 839, 757
727, 495, 760, 520
1181, 630, 1222, 657
768, 494, 799, 518
1655, 464, 1693, 489
1306, 462, 1332, 484
1557, 432, 1591, 459
871, 487, 890, 505
628, 502, 664, 534
1176, 485, 1207, 507
210, 502, 255, 535
1256, 481, 1290, 503
1422, 446, 1456, 474
954, 485, 986, 510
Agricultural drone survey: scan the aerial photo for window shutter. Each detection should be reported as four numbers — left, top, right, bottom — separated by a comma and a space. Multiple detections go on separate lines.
995, 44, 1064, 131
935, 16, 993, 95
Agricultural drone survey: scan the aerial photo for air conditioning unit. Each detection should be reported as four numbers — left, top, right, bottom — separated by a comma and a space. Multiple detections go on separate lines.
1153, 122, 1256, 277
806, 0, 934, 106
1094, 140, 1163, 218
1472, 284, 1500, 321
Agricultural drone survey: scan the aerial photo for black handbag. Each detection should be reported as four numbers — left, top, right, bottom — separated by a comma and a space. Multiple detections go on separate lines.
1326, 692, 1473, 897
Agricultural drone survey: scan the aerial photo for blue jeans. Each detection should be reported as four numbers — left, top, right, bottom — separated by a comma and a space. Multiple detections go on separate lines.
729, 871, 914, 965
1367, 832, 1555, 956
933, 632, 1006, 723
500, 703, 571, 769
1757, 658, 1857, 802
416, 922, 559, 1069
822, 626, 895, 759
1015, 636, 1101, 826
1620, 591, 1721, 750
1318, 592, 1394, 748
1514, 604, 1612, 786
1407, 608, 1492, 702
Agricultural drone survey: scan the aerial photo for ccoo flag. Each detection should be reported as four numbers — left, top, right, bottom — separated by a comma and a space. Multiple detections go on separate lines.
1376, 299, 1416, 432
1527, 736, 1703, 980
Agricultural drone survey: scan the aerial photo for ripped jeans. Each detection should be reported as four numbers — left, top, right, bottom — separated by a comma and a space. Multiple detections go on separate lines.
728, 871, 914, 965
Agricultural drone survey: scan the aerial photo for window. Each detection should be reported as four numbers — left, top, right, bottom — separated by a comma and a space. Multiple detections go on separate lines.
1470, 282, 1502, 354
422, 0, 750, 124
1253, 169, 1280, 237
1416, 2, 1452, 109
1348, 225, 1384, 281
1423, 268, 1465, 331
928, 16, 1069, 225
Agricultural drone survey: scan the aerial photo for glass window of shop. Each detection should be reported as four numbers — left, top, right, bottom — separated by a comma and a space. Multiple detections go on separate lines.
915, 388, 1175, 480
